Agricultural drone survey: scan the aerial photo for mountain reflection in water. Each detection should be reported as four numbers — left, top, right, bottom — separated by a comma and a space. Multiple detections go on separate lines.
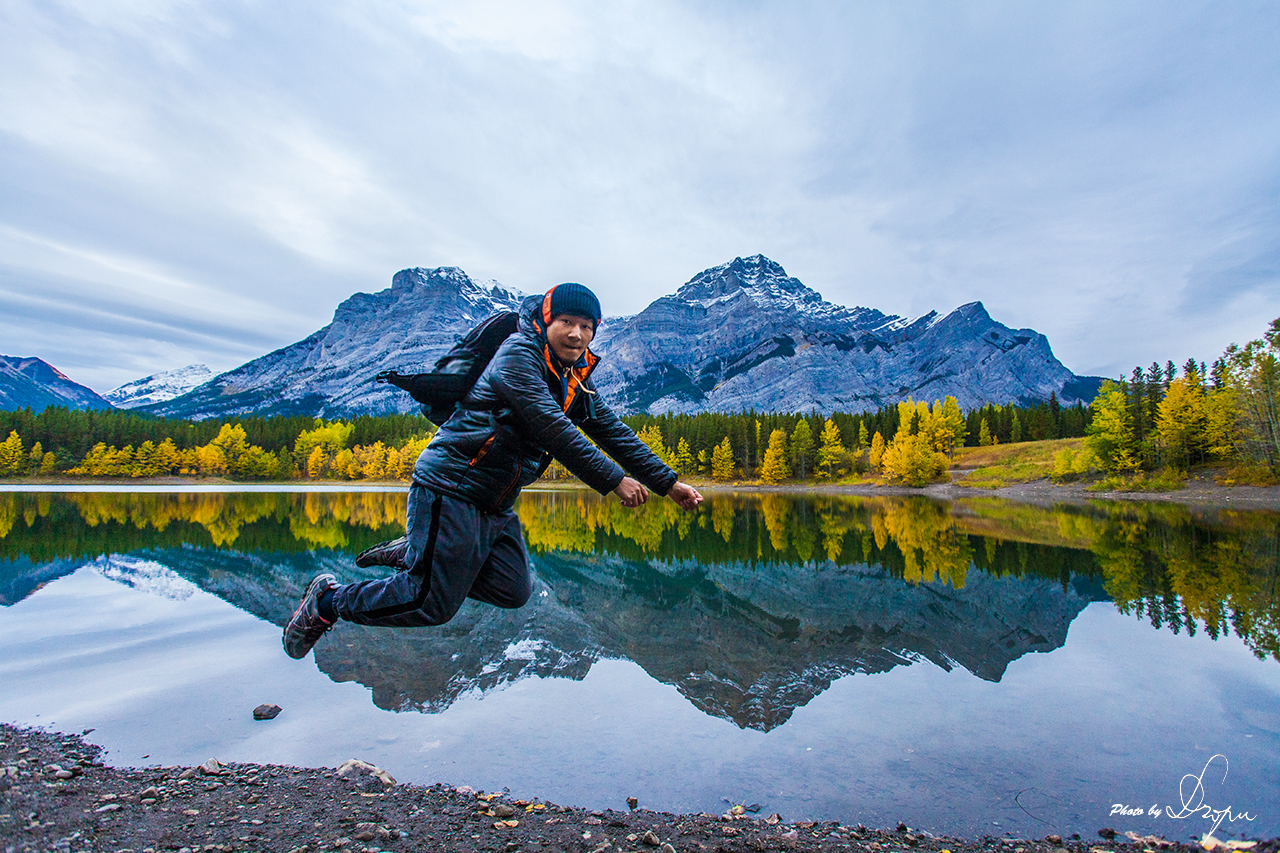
0, 489, 1276, 731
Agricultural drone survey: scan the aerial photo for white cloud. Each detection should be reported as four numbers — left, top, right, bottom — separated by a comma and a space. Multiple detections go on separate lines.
1, 0, 1278, 388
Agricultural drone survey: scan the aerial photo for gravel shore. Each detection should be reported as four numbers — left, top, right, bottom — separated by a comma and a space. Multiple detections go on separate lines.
5, 725, 1276, 853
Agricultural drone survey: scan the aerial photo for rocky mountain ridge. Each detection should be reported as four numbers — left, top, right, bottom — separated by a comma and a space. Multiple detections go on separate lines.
138, 256, 1099, 419
0, 355, 114, 413
104, 364, 212, 409
141, 267, 524, 419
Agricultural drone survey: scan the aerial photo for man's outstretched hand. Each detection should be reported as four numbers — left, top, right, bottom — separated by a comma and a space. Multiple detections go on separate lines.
614, 476, 649, 508
667, 481, 703, 511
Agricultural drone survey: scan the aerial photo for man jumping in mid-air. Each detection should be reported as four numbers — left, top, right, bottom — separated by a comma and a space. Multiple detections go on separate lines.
283, 282, 702, 657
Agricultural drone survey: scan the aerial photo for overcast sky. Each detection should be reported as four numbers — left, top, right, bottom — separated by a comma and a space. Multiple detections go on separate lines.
2, 0, 1278, 393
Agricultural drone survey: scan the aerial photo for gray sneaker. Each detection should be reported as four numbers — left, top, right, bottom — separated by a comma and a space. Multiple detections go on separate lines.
282, 573, 338, 659
355, 536, 410, 569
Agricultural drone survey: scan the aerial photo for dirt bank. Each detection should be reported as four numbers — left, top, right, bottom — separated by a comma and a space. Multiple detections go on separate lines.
4, 725, 1274, 853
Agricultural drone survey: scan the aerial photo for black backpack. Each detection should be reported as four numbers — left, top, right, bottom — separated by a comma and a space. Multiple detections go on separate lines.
376, 311, 519, 425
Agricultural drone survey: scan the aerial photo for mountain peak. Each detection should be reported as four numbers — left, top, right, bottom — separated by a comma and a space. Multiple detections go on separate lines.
675, 255, 816, 304
105, 364, 214, 409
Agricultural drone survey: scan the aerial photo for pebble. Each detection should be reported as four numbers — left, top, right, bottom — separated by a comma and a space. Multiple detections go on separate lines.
199, 759, 227, 776
253, 704, 282, 721
642, 829, 661, 846
55, 770, 75, 780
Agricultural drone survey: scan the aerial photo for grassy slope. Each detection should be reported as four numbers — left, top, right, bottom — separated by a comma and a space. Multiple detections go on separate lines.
950, 437, 1083, 488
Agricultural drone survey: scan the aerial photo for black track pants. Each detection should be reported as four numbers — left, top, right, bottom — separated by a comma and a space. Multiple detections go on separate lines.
330, 484, 532, 628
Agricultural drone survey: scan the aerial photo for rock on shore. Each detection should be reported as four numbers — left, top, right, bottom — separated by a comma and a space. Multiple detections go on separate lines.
3, 724, 1274, 853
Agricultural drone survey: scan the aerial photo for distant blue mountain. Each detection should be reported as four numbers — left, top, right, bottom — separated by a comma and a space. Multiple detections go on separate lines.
0, 356, 114, 413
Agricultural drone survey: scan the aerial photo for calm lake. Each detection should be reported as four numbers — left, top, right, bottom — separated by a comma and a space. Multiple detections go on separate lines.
1, 488, 1277, 840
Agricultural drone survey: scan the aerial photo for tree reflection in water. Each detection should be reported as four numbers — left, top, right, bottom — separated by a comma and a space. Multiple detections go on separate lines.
1, 489, 1277, 665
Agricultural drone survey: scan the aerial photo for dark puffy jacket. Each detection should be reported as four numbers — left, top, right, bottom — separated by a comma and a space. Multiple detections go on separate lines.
413, 295, 677, 513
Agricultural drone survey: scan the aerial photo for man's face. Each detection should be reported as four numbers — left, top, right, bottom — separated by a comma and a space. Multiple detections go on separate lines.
546, 314, 595, 366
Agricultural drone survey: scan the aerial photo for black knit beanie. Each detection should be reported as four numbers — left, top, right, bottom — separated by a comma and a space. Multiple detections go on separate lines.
542, 282, 602, 329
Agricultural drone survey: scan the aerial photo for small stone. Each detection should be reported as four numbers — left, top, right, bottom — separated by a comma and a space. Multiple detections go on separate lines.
1099, 828, 1118, 840
627, 796, 639, 809
179, 768, 197, 780
906, 834, 920, 846
95, 803, 122, 813
199, 759, 226, 776
642, 829, 661, 846
584, 816, 603, 826
353, 831, 376, 842
1047, 836, 1064, 845
253, 704, 282, 721
660, 845, 676, 853
139, 786, 160, 799
898, 822, 909, 832
55, 770, 75, 780
493, 804, 518, 818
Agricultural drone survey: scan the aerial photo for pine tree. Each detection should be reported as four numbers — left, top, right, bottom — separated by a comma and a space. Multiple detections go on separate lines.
759, 429, 790, 484
1010, 411, 1023, 443
789, 420, 814, 479
817, 418, 845, 479
711, 436, 735, 481
857, 421, 869, 449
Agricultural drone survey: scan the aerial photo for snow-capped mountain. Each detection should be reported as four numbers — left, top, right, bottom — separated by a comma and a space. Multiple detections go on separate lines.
144, 257, 1100, 419
590, 255, 1099, 413
141, 267, 525, 419
0, 355, 114, 413
104, 364, 213, 409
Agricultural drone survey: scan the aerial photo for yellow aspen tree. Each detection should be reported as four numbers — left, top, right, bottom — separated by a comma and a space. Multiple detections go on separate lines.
711, 436, 735, 481
1157, 377, 1207, 470
307, 446, 329, 479
935, 397, 967, 454
978, 418, 992, 446
1202, 387, 1240, 462
636, 425, 672, 466
154, 438, 181, 475
197, 443, 227, 477
1086, 381, 1139, 473
759, 429, 790, 484
673, 437, 696, 475
817, 418, 845, 479
0, 430, 24, 476
26, 441, 43, 476
114, 445, 136, 477
789, 420, 814, 479
39, 451, 58, 476
869, 431, 886, 470
857, 421, 869, 449
134, 440, 160, 477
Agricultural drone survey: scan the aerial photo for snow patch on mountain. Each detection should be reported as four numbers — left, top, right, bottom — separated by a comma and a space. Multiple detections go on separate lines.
105, 364, 214, 409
